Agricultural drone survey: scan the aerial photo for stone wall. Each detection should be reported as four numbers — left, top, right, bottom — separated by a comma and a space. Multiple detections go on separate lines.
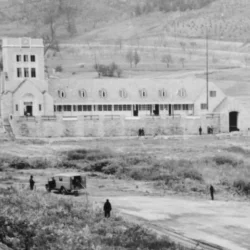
10, 114, 223, 138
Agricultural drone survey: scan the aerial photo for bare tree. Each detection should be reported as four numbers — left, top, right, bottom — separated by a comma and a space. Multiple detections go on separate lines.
134, 51, 141, 67
161, 54, 173, 68
179, 57, 186, 68
126, 50, 134, 68
180, 41, 186, 52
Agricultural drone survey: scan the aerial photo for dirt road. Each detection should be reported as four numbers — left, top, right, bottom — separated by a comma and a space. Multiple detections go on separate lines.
92, 195, 250, 250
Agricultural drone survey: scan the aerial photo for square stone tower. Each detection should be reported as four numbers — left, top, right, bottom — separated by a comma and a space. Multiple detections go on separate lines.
1, 37, 46, 93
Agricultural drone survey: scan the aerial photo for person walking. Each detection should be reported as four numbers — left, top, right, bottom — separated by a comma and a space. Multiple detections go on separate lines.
29, 175, 35, 190
103, 199, 112, 218
199, 126, 202, 135
210, 185, 215, 200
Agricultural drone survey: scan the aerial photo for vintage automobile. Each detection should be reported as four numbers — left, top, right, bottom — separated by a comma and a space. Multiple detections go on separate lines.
45, 173, 87, 195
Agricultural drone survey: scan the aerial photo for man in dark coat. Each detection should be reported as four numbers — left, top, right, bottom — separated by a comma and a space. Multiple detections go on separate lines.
199, 126, 202, 135
103, 199, 112, 218
29, 175, 35, 190
210, 185, 215, 200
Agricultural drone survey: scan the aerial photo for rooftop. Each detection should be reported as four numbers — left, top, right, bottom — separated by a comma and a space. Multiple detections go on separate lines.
2, 37, 44, 48
49, 77, 209, 104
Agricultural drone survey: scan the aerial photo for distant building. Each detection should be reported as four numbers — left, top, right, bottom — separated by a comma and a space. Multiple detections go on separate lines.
0, 37, 249, 137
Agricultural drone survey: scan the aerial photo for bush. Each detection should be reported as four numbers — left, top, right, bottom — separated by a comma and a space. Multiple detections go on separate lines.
212, 155, 243, 167
0, 189, 187, 250
233, 179, 250, 195
86, 159, 112, 172
94, 62, 122, 78
55, 65, 63, 72
178, 168, 203, 182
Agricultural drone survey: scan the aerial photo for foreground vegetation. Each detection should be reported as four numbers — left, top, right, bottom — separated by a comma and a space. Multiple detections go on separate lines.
0, 188, 189, 250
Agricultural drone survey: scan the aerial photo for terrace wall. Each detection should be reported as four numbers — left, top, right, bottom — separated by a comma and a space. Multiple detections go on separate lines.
10, 114, 222, 138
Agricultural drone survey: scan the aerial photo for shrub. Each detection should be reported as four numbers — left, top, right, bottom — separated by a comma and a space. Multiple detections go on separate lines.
86, 159, 112, 172
233, 179, 250, 195
9, 159, 31, 169
178, 168, 203, 182
94, 62, 122, 78
55, 65, 63, 72
212, 155, 243, 167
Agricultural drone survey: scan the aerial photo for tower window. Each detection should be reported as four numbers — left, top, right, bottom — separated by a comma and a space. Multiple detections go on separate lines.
31, 68, 36, 78
24, 55, 29, 62
39, 104, 42, 111
17, 68, 22, 78
16, 55, 21, 62
30, 55, 36, 62
16, 104, 18, 111
24, 68, 29, 77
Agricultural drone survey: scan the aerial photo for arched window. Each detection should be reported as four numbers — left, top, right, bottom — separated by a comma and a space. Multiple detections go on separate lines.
177, 88, 187, 98
139, 89, 147, 98
58, 90, 66, 98
159, 88, 167, 98
119, 88, 128, 98
79, 89, 87, 98
99, 89, 108, 98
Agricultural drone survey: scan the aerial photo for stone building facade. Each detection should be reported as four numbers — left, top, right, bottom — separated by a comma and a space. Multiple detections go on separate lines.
0, 37, 249, 137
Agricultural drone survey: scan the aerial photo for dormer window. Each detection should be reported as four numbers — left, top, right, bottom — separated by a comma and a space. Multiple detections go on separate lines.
99, 89, 107, 99
79, 89, 87, 98
139, 89, 147, 98
178, 88, 187, 97
159, 88, 167, 98
119, 88, 128, 98
58, 90, 66, 98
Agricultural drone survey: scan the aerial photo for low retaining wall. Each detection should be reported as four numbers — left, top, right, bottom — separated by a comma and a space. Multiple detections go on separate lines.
10, 115, 222, 138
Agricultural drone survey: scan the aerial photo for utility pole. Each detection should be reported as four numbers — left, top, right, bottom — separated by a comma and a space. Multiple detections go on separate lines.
206, 25, 209, 111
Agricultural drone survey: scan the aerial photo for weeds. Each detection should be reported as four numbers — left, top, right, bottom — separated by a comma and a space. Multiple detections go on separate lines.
0, 189, 189, 250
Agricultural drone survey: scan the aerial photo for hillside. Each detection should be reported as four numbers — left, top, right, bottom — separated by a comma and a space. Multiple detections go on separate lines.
1, 0, 250, 44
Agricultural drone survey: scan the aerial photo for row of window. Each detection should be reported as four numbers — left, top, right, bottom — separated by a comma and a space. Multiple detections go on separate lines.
53, 104, 194, 112
17, 68, 36, 78
58, 89, 217, 100
16, 55, 36, 62
58, 88, 197, 99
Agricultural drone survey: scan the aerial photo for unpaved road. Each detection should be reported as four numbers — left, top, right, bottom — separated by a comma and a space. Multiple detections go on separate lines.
91, 195, 250, 250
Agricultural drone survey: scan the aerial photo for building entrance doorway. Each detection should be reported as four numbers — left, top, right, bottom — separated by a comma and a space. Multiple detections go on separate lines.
24, 102, 33, 116
133, 105, 139, 117
154, 104, 159, 116
169, 105, 172, 116
229, 111, 239, 132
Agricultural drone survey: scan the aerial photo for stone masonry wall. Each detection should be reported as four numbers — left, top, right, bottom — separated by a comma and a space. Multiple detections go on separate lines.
10, 114, 223, 138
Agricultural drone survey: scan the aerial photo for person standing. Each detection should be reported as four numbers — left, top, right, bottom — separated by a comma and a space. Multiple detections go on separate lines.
199, 126, 202, 135
210, 185, 215, 200
29, 175, 35, 190
103, 199, 112, 218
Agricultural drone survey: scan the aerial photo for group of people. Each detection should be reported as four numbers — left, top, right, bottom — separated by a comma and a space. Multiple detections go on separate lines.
138, 128, 145, 136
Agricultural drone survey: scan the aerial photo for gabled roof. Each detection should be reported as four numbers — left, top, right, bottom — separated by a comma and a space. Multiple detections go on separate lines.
49, 77, 208, 104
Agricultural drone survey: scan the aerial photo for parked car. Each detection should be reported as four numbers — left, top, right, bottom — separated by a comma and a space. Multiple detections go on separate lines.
45, 173, 87, 196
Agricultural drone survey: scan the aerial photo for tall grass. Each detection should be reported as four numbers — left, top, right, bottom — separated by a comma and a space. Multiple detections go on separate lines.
0, 188, 189, 250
